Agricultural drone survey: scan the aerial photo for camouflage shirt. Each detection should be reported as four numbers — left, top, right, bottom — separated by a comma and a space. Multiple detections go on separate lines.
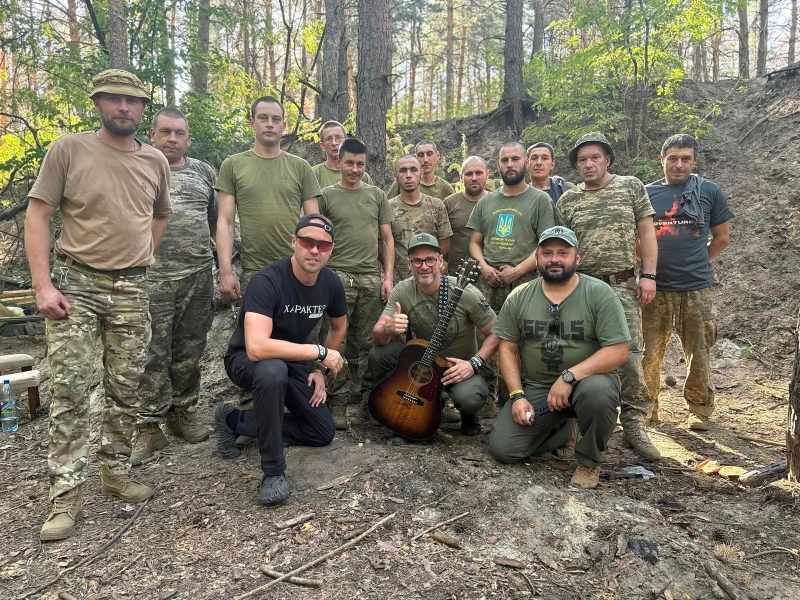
389, 194, 453, 281
150, 157, 218, 281
556, 175, 655, 276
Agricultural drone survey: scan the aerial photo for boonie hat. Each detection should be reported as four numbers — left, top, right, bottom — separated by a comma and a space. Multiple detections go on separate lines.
407, 232, 441, 252
90, 69, 151, 101
538, 226, 579, 248
568, 132, 615, 168
295, 213, 335, 240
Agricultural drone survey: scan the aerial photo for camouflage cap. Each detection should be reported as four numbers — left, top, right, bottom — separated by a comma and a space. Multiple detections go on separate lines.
538, 226, 579, 248
89, 69, 150, 101
568, 132, 615, 168
407, 232, 441, 252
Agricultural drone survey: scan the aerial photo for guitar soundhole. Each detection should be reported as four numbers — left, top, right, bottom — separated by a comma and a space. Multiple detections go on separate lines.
407, 362, 433, 386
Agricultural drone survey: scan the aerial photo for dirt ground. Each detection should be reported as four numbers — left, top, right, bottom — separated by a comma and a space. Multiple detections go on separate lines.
2, 75, 800, 600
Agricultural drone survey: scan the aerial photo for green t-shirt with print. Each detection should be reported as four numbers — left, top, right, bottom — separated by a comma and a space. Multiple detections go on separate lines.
389, 194, 453, 281
383, 278, 496, 360
465, 186, 555, 268
491, 275, 630, 388
386, 175, 455, 201
312, 162, 374, 189
215, 150, 321, 270
319, 183, 393, 275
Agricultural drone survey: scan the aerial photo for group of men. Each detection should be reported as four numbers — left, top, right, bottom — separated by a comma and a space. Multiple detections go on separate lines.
25, 69, 732, 541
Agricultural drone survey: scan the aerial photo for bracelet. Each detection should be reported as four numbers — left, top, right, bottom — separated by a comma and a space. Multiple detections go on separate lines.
469, 355, 484, 373
509, 391, 526, 404
509, 389, 524, 397
316, 344, 327, 362
640, 273, 656, 281
315, 363, 331, 375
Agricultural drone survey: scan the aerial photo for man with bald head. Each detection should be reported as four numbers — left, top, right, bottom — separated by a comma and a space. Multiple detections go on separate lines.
387, 140, 455, 200
444, 156, 489, 272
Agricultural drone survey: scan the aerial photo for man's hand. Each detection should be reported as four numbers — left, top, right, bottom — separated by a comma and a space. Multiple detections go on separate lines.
383, 302, 408, 337
511, 397, 535, 426
480, 262, 504, 287
442, 357, 474, 386
321, 349, 345, 378
637, 277, 656, 306
220, 272, 242, 302
381, 278, 393, 302
307, 370, 327, 407
497, 264, 521, 285
36, 284, 71, 319
547, 378, 573, 411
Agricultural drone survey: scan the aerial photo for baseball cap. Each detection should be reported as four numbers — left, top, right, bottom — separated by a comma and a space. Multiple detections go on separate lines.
407, 232, 441, 252
538, 226, 579, 248
89, 69, 151, 101
295, 213, 335, 240
568, 132, 615, 168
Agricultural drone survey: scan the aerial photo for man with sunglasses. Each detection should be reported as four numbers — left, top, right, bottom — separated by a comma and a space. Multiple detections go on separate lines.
312, 120, 374, 188
216, 214, 347, 505
489, 227, 630, 489
366, 233, 499, 438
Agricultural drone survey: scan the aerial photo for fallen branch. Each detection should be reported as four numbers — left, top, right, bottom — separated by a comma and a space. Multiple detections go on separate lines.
410, 511, 470, 541
702, 560, 751, 600
18, 494, 153, 600
233, 512, 396, 599
275, 512, 314, 529
735, 434, 785, 448
0, 501, 25, 518
429, 533, 460, 548
259, 565, 321, 588
744, 547, 799, 562
739, 460, 787, 487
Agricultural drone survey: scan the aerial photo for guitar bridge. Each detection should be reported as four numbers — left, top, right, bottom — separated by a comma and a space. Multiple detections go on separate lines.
395, 391, 424, 406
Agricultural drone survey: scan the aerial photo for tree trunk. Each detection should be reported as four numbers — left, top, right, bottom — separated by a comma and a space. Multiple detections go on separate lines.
427, 57, 435, 120
456, 24, 466, 113
693, 42, 703, 82
407, 20, 418, 124
790, 0, 797, 66
355, 0, 392, 187
191, 0, 210, 94
502, 0, 526, 135
444, 0, 454, 118
788, 310, 800, 482
67, 0, 80, 57
107, 0, 127, 68
712, 21, 721, 82
737, 1, 750, 79
532, 0, 546, 56
756, 0, 768, 75
484, 53, 491, 111
321, 0, 347, 121
266, 0, 277, 87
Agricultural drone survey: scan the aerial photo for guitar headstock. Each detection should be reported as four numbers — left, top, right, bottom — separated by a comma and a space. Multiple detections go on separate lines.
455, 258, 480, 290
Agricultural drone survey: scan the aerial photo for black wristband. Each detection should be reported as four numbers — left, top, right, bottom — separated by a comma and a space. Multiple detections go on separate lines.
640, 273, 656, 281
469, 355, 484, 373
315, 363, 331, 375
316, 344, 327, 362
509, 392, 526, 404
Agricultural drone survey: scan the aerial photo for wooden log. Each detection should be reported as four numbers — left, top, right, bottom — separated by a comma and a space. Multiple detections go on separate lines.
274, 513, 314, 529
739, 460, 788, 487
259, 565, 321, 588
735, 434, 786, 448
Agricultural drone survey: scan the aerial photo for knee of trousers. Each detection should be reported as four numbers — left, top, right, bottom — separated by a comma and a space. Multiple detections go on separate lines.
572, 374, 620, 412
448, 376, 488, 414
367, 343, 402, 376
251, 359, 290, 389
307, 412, 336, 447
488, 433, 522, 464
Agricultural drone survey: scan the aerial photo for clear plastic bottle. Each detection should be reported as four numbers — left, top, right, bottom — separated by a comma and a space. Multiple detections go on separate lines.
1, 379, 19, 433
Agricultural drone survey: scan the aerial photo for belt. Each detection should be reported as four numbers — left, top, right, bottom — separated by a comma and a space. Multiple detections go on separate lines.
56, 254, 148, 277
584, 268, 635, 285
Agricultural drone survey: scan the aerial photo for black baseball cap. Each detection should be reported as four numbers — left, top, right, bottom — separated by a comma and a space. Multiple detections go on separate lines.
295, 213, 335, 240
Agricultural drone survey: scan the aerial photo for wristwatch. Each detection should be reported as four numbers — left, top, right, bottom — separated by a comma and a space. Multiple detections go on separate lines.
640, 273, 657, 281
560, 369, 578, 386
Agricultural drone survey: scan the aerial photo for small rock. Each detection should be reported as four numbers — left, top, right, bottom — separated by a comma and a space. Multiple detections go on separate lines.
665, 375, 677, 387
232, 566, 244, 580
487, 536, 498, 544
628, 538, 659, 564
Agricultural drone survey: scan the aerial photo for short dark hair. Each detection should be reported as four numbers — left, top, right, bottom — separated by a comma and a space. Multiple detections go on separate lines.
319, 120, 345, 139
250, 96, 284, 120
526, 142, 554, 160
151, 107, 188, 130
338, 137, 367, 159
500, 141, 526, 154
395, 154, 420, 170
661, 134, 699, 158
414, 140, 438, 153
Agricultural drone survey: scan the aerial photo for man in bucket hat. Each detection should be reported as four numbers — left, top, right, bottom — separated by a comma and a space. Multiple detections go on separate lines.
555, 132, 662, 461
26, 69, 171, 541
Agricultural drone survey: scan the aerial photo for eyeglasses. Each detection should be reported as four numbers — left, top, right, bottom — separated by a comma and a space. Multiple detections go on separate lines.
409, 256, 439, 268
296, 236, 334, 252
323, 135, 345, 144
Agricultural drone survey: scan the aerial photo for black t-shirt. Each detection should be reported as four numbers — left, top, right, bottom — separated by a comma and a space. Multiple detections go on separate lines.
226, 257, 348, 356
645, 178, 733, 292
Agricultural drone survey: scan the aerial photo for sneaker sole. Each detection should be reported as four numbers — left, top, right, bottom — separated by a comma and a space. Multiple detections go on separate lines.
215, 405, 242, 459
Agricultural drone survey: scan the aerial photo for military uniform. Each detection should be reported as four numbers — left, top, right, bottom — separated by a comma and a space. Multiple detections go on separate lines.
388, 194, 452, 282
386, 175, 455, 200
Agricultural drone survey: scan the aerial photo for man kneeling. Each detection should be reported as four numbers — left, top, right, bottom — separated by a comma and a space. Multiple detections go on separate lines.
217, 214, 347, 504
488, 227, 629, 489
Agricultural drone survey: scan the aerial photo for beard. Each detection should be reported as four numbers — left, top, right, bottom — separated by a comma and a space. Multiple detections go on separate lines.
500, 168, 526, 186
538, 260, 578, 284
102, 114, 140, 137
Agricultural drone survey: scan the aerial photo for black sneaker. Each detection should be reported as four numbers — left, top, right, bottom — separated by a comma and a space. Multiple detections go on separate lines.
460, 412, 482, 436
259, 474, 289, 505
215, 404, 241, 459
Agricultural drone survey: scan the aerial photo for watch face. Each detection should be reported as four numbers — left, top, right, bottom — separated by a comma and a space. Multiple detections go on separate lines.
562, 370, 575, 383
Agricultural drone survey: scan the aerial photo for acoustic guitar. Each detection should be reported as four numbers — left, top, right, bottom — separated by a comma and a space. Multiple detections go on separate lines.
368, 259, 480, 440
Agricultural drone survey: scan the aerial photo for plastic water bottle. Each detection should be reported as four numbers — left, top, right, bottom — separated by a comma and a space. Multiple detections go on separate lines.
1, 380, 19, 433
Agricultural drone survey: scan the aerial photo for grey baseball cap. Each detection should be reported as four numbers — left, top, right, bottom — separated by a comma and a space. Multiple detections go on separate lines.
407, 232, 441, 252
568, 132, 615, 168
538, 226, 579, 248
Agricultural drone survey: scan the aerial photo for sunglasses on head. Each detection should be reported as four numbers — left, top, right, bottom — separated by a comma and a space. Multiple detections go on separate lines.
296, 236, 333, 252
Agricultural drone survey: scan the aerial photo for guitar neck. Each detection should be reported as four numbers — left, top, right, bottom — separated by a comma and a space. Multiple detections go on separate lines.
421, 287, 465, 366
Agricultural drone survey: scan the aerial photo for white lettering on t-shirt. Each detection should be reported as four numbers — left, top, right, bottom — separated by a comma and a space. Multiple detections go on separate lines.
283, 304, 327, 318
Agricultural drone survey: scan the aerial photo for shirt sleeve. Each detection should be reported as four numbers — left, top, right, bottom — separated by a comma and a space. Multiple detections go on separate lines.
241, 272, 280, 319
433, 198, 453, 238
300, 160, 322, 201
363, 172, 374, 185
464, 284, 496, 331
707, 182, 734, 227
214, 157, 236, 196
378, 190, 393, 225
441, 180, 455, 197
153, 156, 173, 217
203, 163, 219, 222
631, 178, 656, 222
386, 180, 399, 198
28, 139, 68, 207
382, 282, 406, 317
490, 288, 522, 343
465, 199, 483, 231
318, 189, 330, 215
593, 285, 631, 346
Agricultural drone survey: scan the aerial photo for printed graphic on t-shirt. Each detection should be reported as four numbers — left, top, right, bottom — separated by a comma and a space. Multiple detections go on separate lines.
521, 319, 587, 373
496, 213, 515, 237
654, 198, 699, 238
407, 300, 459, 348
282, 303, 326, 319
490, 208, 523, 250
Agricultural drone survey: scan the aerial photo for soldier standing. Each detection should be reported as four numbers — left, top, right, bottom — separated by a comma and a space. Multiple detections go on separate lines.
25, 70, 171, 541
312, 120, 374, 188
443, 156, 489, 273
386, 140, 455, 200
526, 142, 575, 203
131, 108, 217, 465
556, 132, 661, 461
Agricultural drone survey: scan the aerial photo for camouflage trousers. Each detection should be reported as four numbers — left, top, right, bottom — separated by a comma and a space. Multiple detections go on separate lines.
46, 259, 151, 500
606, 278, 653, 425
642, 287, 717, 419
241, 268, 259, 296
136, 268, 214, 423
327, 271, 384, 403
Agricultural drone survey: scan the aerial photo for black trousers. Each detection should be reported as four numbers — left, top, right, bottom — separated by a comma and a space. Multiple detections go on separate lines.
224, 352, 335, 476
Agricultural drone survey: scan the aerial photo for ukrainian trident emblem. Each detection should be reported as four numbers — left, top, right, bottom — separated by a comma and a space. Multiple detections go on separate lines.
496, 214, 515, 237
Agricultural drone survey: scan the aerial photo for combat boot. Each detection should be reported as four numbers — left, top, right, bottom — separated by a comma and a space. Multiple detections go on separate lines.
40, 487, 82, 541
622, 419, 662, 461
165, 407, 211, 442
131, 423, 168, 465
101, 463, 154, 502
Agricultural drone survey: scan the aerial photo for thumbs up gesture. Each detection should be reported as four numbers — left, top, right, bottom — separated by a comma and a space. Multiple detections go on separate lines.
384, 302, 409, 336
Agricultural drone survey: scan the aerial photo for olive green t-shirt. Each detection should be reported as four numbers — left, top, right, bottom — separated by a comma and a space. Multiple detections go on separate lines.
215, 150, 321, 270
389, 194, 453, 281
312, 162, 374, 188
443, 191, 483, 271
492, 275, 630, 388
386, 175, 455, 200
465, 186, 555, 268
319, 183, 393, 274
383, 278, 496, 360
